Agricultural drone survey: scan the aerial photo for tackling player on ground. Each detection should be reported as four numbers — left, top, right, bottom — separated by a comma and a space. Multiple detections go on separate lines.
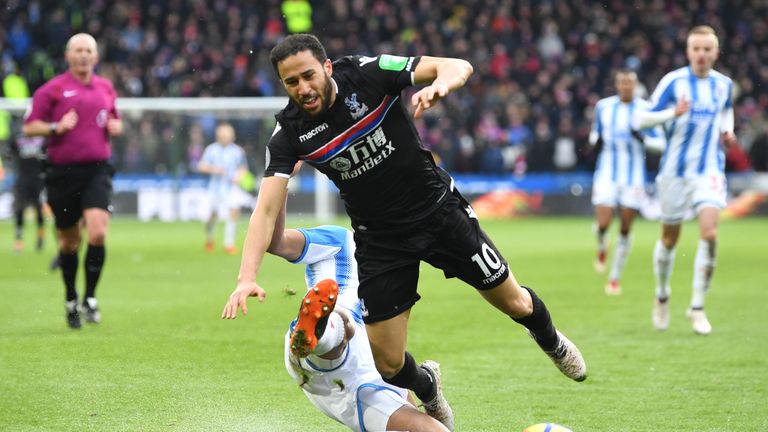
266, 188, 448, 431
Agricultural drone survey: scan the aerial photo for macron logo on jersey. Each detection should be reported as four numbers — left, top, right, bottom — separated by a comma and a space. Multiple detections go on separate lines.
299, 123, 329, 142
358, 56, 377, 67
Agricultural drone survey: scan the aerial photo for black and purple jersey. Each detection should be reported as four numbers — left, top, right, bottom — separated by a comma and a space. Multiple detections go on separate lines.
265, 54, 453, 232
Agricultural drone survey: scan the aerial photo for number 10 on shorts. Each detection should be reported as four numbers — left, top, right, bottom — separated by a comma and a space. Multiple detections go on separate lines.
471, 243, 503, 277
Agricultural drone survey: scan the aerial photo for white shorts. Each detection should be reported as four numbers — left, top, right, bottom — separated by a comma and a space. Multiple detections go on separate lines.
656, 174, 727, 224
591, 180, 646, 210
284, 323, 408, 432
209, 187, 254, 218
307, 382, 408, 432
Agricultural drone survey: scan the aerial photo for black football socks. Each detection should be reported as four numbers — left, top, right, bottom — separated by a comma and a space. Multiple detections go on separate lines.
84, 244, 105, 300
59, 250, 79, 302
513, 286, 559, 352
383, 351, 435, 402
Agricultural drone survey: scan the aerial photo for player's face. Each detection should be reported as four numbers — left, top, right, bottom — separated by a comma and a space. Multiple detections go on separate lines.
615, 72, 636, 102
686, 33, 719, 76
65, 35, 99, 77
216, 125, 235, 145
278, 50, 335, 117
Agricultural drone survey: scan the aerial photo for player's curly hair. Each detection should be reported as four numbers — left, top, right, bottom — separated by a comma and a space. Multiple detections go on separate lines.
270, 34, 328, 75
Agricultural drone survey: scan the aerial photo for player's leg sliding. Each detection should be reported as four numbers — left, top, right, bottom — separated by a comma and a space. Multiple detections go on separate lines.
310, 311, 347, 357
290, 279, 339, 357
688, 239, 716, 335
514, 287, 587, 382
653, 240, 675, 330
382, 352, 454, 431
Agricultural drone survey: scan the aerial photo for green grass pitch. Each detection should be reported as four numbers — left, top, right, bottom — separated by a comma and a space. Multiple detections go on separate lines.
1, 216, 767, 431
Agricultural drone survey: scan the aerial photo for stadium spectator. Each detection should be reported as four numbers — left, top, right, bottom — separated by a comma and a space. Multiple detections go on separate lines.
282, 0, 313, 34
221, 34, 587, 430
197, 123, 249, 255
22, 33, 123, 330
636, 26, 736, 335
3, 1, 766, 175
9, 133, 47, 254
588, 69, 663, 295
1, 62, 31, 149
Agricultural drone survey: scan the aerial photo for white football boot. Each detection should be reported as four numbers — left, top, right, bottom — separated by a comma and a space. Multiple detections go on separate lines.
420, 360, 454, 431
652, 298, 670, 331
538, 330, 587, 382
687, 309, 712, 335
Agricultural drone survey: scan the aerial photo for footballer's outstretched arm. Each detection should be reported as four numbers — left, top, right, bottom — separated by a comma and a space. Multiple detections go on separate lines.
267, 161, 305, 261
266, 186, 305, 262
410, 56, 473, 119
221, 175, 288, 319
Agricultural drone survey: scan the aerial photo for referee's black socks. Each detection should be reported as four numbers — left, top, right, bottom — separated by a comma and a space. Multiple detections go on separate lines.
513, 286, 559, 352
84, 244, 106, 300
383, 351, 435, 403
59, 250, 79, 302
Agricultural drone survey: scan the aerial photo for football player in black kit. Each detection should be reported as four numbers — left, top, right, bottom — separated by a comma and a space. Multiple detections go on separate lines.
9, 133, 47, 254
222, 34, 586, 430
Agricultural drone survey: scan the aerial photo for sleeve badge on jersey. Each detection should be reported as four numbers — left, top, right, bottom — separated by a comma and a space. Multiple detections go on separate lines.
378, 54, 410, 71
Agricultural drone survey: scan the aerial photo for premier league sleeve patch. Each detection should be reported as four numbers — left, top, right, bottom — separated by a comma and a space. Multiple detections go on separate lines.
378, 55, 410, 71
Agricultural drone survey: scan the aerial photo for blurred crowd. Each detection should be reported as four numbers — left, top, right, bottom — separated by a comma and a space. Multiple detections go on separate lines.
1, 0, 767, 174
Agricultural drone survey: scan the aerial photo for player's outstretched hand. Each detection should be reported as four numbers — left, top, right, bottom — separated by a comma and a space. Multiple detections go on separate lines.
221, 281, 267, 319
411, 83, 449, 119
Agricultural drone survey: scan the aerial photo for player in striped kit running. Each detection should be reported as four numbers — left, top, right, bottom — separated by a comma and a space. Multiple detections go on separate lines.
636, 26, 737, 335
589, 68, 663, 295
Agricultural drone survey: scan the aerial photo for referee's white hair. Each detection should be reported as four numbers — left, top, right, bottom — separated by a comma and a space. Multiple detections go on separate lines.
66, 33, 98, 52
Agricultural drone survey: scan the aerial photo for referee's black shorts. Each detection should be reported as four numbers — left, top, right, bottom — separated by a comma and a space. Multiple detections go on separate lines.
45, 161, 114, 229
354, 190, 510, 324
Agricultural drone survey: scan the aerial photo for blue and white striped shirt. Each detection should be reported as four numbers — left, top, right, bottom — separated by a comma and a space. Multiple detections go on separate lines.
200, 142, 247, 195
290, 225, 363, 324
591, 96, 659, 186
648, 66, 734, 178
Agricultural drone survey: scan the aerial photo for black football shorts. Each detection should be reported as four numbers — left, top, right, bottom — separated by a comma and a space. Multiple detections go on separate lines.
45, 161, 114, 229
354, 190, 510, 324
13, 177, 44, 210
